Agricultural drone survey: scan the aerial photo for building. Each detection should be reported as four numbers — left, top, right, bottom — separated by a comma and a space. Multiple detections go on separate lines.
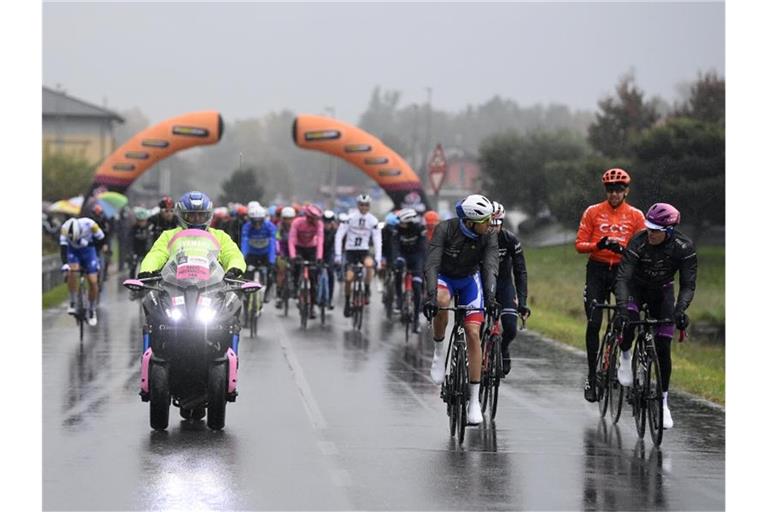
42, 86, 125, 164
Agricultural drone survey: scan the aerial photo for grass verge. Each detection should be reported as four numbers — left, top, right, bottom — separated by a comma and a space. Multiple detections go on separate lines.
43, 283, 68, 310
524, 243, 724, 405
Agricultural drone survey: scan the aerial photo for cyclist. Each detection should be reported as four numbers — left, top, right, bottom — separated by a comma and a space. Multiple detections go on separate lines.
240, 203, 277, 301
138, 191, 245, 280
381, 212, 399, 270
148, 195, 178, 242
88, 203, 113, 281
128, 207, 153, 277
322, 210, 338, 309
392, 208, 426, 333
335, 194, 382, 318
423, 194, 499, 425
59, 217, 106, 326
210, 206, 230, 229
274, 206, 296, 309
227, 204, 249, 247
289, 204, 324, 319
614, 203, 697, 430
490, 201, 531, 375
575, 168, 645, 402
423, 210, 440, 241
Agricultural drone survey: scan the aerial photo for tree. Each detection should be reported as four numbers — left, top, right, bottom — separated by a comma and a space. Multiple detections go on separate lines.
630, 117, 724, 237
42, 149, 95, 201
479, 129, 587, 217
588, 73, 660, 158
674, 71, 725, 125
218, 166, 265, 205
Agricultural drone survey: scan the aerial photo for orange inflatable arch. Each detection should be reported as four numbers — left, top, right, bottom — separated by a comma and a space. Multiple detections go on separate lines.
292, 115, 430, 210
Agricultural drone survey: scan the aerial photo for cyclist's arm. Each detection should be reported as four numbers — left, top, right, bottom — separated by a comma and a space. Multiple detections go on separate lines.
575, 207, 597, 253
675, 243, 698, 314
315, 221, 324, 261
335, 222, 348, 258
424, 222, 447, 299
268, 223, 277, 265
614, 238, 640, 307
511, 238, 528, 306
240, 222, 249, 254
288, 221, 298, 260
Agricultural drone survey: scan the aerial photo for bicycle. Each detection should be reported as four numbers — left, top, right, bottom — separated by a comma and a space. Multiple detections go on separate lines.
401, 270, 415, 344
623, 306, 683, 447
65, 268, 88, 342
479, 312, 503, 420
297, 260, 315, 330
590, 300, 624, 423
243, 263, 267, 338
382, 266, 396, 321
349, 262, 366, 330
316, 262, 330, 326
276, 258, 293, 317
436, 299, 486, 445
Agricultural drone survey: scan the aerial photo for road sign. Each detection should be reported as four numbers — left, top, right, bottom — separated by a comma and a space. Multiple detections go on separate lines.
428, 143, 447, 194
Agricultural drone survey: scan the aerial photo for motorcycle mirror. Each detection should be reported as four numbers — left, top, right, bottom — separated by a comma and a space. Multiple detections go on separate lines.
122, 279, 145, 291
241, 282, 262, 295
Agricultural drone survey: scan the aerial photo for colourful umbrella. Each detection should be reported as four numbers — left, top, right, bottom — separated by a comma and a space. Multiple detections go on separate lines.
96, 191, 128, 210
49, 196, 83, 216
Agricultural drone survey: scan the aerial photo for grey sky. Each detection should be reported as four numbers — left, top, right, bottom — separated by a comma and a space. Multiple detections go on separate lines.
43, 1, 724, 124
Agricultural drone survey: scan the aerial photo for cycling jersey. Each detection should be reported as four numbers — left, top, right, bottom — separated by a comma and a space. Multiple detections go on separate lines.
335, 211, 382, 263
148, 213, 179, 242
240, 219, 277, 264
139, 227, 246, 274
393, 223, 427, 257
496, 228, 528, 307
288, 217, 324, 260
59, 218, 106, 274
425, 218, 499, 301
615, 230, 698, 315
130, 223, 152, 257
575, 201, 645, 266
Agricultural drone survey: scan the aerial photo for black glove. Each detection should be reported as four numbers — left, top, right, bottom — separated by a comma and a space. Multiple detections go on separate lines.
605, 240, 625, 254
486, 299, 500, 320
137, 270, 159, 279
423, 299, 438, 321
675, 312, 690, 330
613, 309, 630, 329
224, 267, 244, 280
518, 305, 531, 319
596, 236, 610, 250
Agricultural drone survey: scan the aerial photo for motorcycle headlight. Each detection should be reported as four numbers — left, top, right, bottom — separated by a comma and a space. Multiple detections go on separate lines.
168, 308, 183, 321
197, 306, 216, 324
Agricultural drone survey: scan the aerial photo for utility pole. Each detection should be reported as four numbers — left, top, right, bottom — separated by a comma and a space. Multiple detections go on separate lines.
324, 106, 337, 209
424, 86, 433, 183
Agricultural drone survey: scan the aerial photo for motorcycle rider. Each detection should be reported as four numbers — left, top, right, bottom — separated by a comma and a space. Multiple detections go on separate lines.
60, 217, 106, 326
423, 194, 499, 426
138, 191, 245, 279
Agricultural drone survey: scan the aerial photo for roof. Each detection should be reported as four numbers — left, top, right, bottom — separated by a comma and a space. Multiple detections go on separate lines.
42, 86, 125, 123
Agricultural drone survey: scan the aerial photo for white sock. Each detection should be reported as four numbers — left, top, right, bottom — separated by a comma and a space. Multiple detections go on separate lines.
663, 391, 669, 407
622, 350, 631, 360
69, 291, 77, 305
433, 339, 446, 355
469, 382, 480, 403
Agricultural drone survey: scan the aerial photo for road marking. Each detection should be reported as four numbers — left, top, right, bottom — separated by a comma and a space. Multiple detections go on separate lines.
274, 316, 328, 430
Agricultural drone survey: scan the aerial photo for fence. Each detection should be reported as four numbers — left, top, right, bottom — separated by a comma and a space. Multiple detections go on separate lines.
42, 254, 64, 293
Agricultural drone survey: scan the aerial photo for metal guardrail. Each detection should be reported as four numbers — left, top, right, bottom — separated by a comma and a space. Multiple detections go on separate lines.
42, 254, 64, 293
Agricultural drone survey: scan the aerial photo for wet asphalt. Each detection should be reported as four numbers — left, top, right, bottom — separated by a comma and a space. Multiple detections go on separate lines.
42, 273, 725, 511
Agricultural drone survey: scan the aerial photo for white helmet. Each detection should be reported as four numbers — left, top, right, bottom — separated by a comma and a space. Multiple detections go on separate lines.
455, 194, 494, 222
249, 204, 267, 220
398, 208, 418, 224
247, 200, 262, 210
61, 217, 81, 243
491, 201, 505, 226
281, 206, 296, 219
338, 212, 350, 223
323, 209, 336, 221
356, 193, 371, 205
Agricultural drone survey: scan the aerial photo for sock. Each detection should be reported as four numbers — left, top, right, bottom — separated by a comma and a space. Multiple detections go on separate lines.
469, 382, 480, 403
662, 391, 669, 406
69, 291, 77, 305
433, 338, 446, 356
622, 350, 631, 359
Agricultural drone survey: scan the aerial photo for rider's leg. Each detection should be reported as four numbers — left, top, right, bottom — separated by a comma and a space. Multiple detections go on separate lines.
86, 273, 99, 308
463, 278, 485, 424
363, 256, 374, 299
428, 286, 452, 384
394, 262, 404, 310
583, 261, 613, 382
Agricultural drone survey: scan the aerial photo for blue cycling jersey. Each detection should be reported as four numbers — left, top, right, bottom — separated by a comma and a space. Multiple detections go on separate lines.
240, 219, 277, 264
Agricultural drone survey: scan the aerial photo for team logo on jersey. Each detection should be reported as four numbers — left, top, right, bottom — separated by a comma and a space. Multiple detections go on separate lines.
599, 223, 630, 234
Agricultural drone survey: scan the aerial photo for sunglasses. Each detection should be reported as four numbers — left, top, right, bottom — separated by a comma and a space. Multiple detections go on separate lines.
605, 185, 627, 193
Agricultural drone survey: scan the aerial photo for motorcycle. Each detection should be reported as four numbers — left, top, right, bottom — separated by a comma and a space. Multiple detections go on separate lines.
123, 229, 260, 431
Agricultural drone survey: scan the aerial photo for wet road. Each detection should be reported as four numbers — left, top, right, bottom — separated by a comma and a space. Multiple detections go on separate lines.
43, 275, 725, 511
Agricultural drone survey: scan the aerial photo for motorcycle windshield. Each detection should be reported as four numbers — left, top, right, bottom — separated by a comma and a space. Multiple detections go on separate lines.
160, 229, 225, 288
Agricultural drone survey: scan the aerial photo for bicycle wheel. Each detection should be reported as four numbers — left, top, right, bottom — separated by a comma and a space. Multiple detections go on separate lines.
596, 330, 610, 417
646, 348, 664, 447
299, 281, 309, 330
448, 340, 458, 437
480, 339, 491, 414
608, 338, 625, 424
77, 279, 85, 342
490, 335, 502, 420
632, 341, 647, 439
455, 342, 468, 445
403, 291, 411, 344
283, 279, 290, 317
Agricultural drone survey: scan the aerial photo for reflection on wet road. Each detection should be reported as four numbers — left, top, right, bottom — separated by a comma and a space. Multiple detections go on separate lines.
43, 276, 724, 510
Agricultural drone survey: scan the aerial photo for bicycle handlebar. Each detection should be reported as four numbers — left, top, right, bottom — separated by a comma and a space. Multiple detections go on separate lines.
622, 317, 687, 342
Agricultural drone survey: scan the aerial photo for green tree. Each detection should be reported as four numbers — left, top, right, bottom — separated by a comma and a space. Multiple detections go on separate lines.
674, 71, 725, 125
218, 166, 265, 205
479, 129, 587, 216
631, 117, 724, 237
588, 73, 660, 158
42, 149, 95, 201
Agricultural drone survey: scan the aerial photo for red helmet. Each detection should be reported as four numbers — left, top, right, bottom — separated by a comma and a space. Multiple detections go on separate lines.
159, 195, 174, 210
236, 205, 248, 217
602, 168, 631, 185
423, 210, 440, 225
304, 204, 323, 219
92, 204, 103, 216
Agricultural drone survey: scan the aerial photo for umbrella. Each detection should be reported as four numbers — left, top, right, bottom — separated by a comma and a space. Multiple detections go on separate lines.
96, 191, 128, 210
49, 196, 83, 216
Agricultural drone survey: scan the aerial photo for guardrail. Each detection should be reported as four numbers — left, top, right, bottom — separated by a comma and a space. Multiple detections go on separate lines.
42, 254, 64, 293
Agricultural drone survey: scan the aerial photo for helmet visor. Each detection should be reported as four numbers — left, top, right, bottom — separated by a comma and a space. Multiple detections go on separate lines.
182, 211, 213, 227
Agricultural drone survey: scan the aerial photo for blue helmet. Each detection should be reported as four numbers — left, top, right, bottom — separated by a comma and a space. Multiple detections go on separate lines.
176, 191, 214, 230
385, 212, 399, 226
